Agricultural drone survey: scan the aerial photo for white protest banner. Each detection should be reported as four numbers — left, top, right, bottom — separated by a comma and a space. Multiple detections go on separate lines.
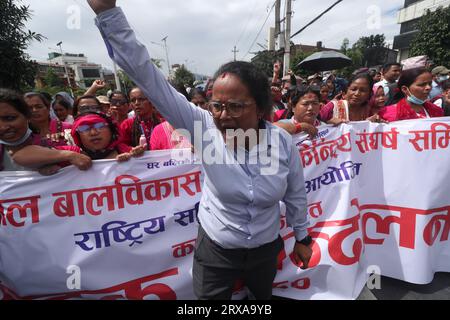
274, 118, 450, 299
0, 150, 204, 300
0, 119, 449, 300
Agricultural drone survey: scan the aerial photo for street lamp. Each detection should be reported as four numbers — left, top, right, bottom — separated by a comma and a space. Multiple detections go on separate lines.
150, 37, 172, 78
56, 41, 73, 95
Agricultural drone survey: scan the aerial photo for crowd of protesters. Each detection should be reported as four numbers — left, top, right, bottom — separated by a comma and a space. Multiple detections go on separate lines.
0, 0, 449, 301
1, 60, 449, 173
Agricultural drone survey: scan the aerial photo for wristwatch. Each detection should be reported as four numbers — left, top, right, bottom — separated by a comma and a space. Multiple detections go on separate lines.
296, 235, 312, 246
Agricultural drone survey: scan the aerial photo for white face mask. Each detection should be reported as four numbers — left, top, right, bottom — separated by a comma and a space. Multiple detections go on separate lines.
0, 128, 32, 147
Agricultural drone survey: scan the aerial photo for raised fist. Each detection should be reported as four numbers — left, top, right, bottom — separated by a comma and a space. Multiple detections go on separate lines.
87, 0, 116, 15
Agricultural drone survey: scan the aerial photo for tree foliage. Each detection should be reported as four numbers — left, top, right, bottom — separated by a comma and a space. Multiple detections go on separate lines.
410, 6, 450, 67
0, 0, 44, 90
339, 38, 363, 78
117, 70, 136, 94
250, 50, 282, 78
43, 68, 64, 88
353, 34, 387, 67
173, 64, 195, 88
151, 58, 163, 69
290, 50, 316, 79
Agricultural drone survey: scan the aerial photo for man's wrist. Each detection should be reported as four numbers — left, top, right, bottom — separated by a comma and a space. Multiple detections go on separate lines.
296, 235, 312, 246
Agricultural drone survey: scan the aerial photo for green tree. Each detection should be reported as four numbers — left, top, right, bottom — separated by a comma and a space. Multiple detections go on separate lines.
250, 50, 282, 78
173, 64, 195, 88
339, 38, 364, 78
290, 50, 316, 79
354, 34, 387, 67
44, 68, 64, 88
117, 69, 135, 94
0, 0, 44, 90
151, 58, 163, 69
410, 6, 450, 67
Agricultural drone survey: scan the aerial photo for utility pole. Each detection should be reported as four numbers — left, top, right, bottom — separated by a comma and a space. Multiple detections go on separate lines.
274, 0, 281, 50
112, 60, 122, 92
161, 36, 171, 78
56, 41, 73, 96
283, 0, 292, 76
232, 46, 239, 61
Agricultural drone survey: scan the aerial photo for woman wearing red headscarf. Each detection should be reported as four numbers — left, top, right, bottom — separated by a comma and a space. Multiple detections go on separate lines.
68, 112, 144, 161
13, 112, 145, 175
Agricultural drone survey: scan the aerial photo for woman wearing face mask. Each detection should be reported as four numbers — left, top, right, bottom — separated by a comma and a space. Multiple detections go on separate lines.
0, 89, 91, 172
431, 80, 450, 116
379, 68, 444, 121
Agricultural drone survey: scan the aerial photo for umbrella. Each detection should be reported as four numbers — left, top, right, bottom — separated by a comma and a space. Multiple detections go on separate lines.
297, 51, 352, 72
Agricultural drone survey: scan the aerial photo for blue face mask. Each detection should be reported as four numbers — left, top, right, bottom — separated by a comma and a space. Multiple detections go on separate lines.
438, 75, 449, 82
0, 128, 32, 147
406, 89, 426, 105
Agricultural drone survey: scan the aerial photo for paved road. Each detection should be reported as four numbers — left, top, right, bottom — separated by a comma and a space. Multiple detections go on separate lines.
357, 272, 450, 300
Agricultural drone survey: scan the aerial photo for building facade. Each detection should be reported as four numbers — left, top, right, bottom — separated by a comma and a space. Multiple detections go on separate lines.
47, 52, 103, 89
34, 62, 76, 89
393, 0, 450, 62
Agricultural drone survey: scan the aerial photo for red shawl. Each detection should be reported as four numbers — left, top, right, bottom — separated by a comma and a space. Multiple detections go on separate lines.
379, 98, 444, 122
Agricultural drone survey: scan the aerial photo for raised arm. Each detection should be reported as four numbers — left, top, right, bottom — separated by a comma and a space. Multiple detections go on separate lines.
87, 0, 210, 138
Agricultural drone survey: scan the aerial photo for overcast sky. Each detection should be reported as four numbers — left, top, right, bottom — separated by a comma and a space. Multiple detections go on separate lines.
23, 0, 404, 77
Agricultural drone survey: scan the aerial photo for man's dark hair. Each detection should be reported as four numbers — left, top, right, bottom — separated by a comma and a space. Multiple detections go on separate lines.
213, 61, 272, 118
110, 90, 129, 103
73, 95, 101, 116
382, 63, 402, 73
188, 88, 206, 102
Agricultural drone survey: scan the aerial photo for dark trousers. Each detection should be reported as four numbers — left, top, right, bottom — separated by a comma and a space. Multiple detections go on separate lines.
193, 225, 284, 300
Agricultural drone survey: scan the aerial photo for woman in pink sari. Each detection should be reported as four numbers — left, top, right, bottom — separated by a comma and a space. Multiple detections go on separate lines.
320, 73, 384, 124
150, 121, 191, 150
379, 67, 443, 121
24, 92, 72, 147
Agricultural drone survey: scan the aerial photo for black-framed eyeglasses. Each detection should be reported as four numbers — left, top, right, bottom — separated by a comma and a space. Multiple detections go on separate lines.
207, 101, 253, 118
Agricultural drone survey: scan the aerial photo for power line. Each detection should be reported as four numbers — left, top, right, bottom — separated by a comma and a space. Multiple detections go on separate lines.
290, 0, 344, 39
240, 0, 275, 51
234, 0, 259, 47
242, 1, 277, 60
